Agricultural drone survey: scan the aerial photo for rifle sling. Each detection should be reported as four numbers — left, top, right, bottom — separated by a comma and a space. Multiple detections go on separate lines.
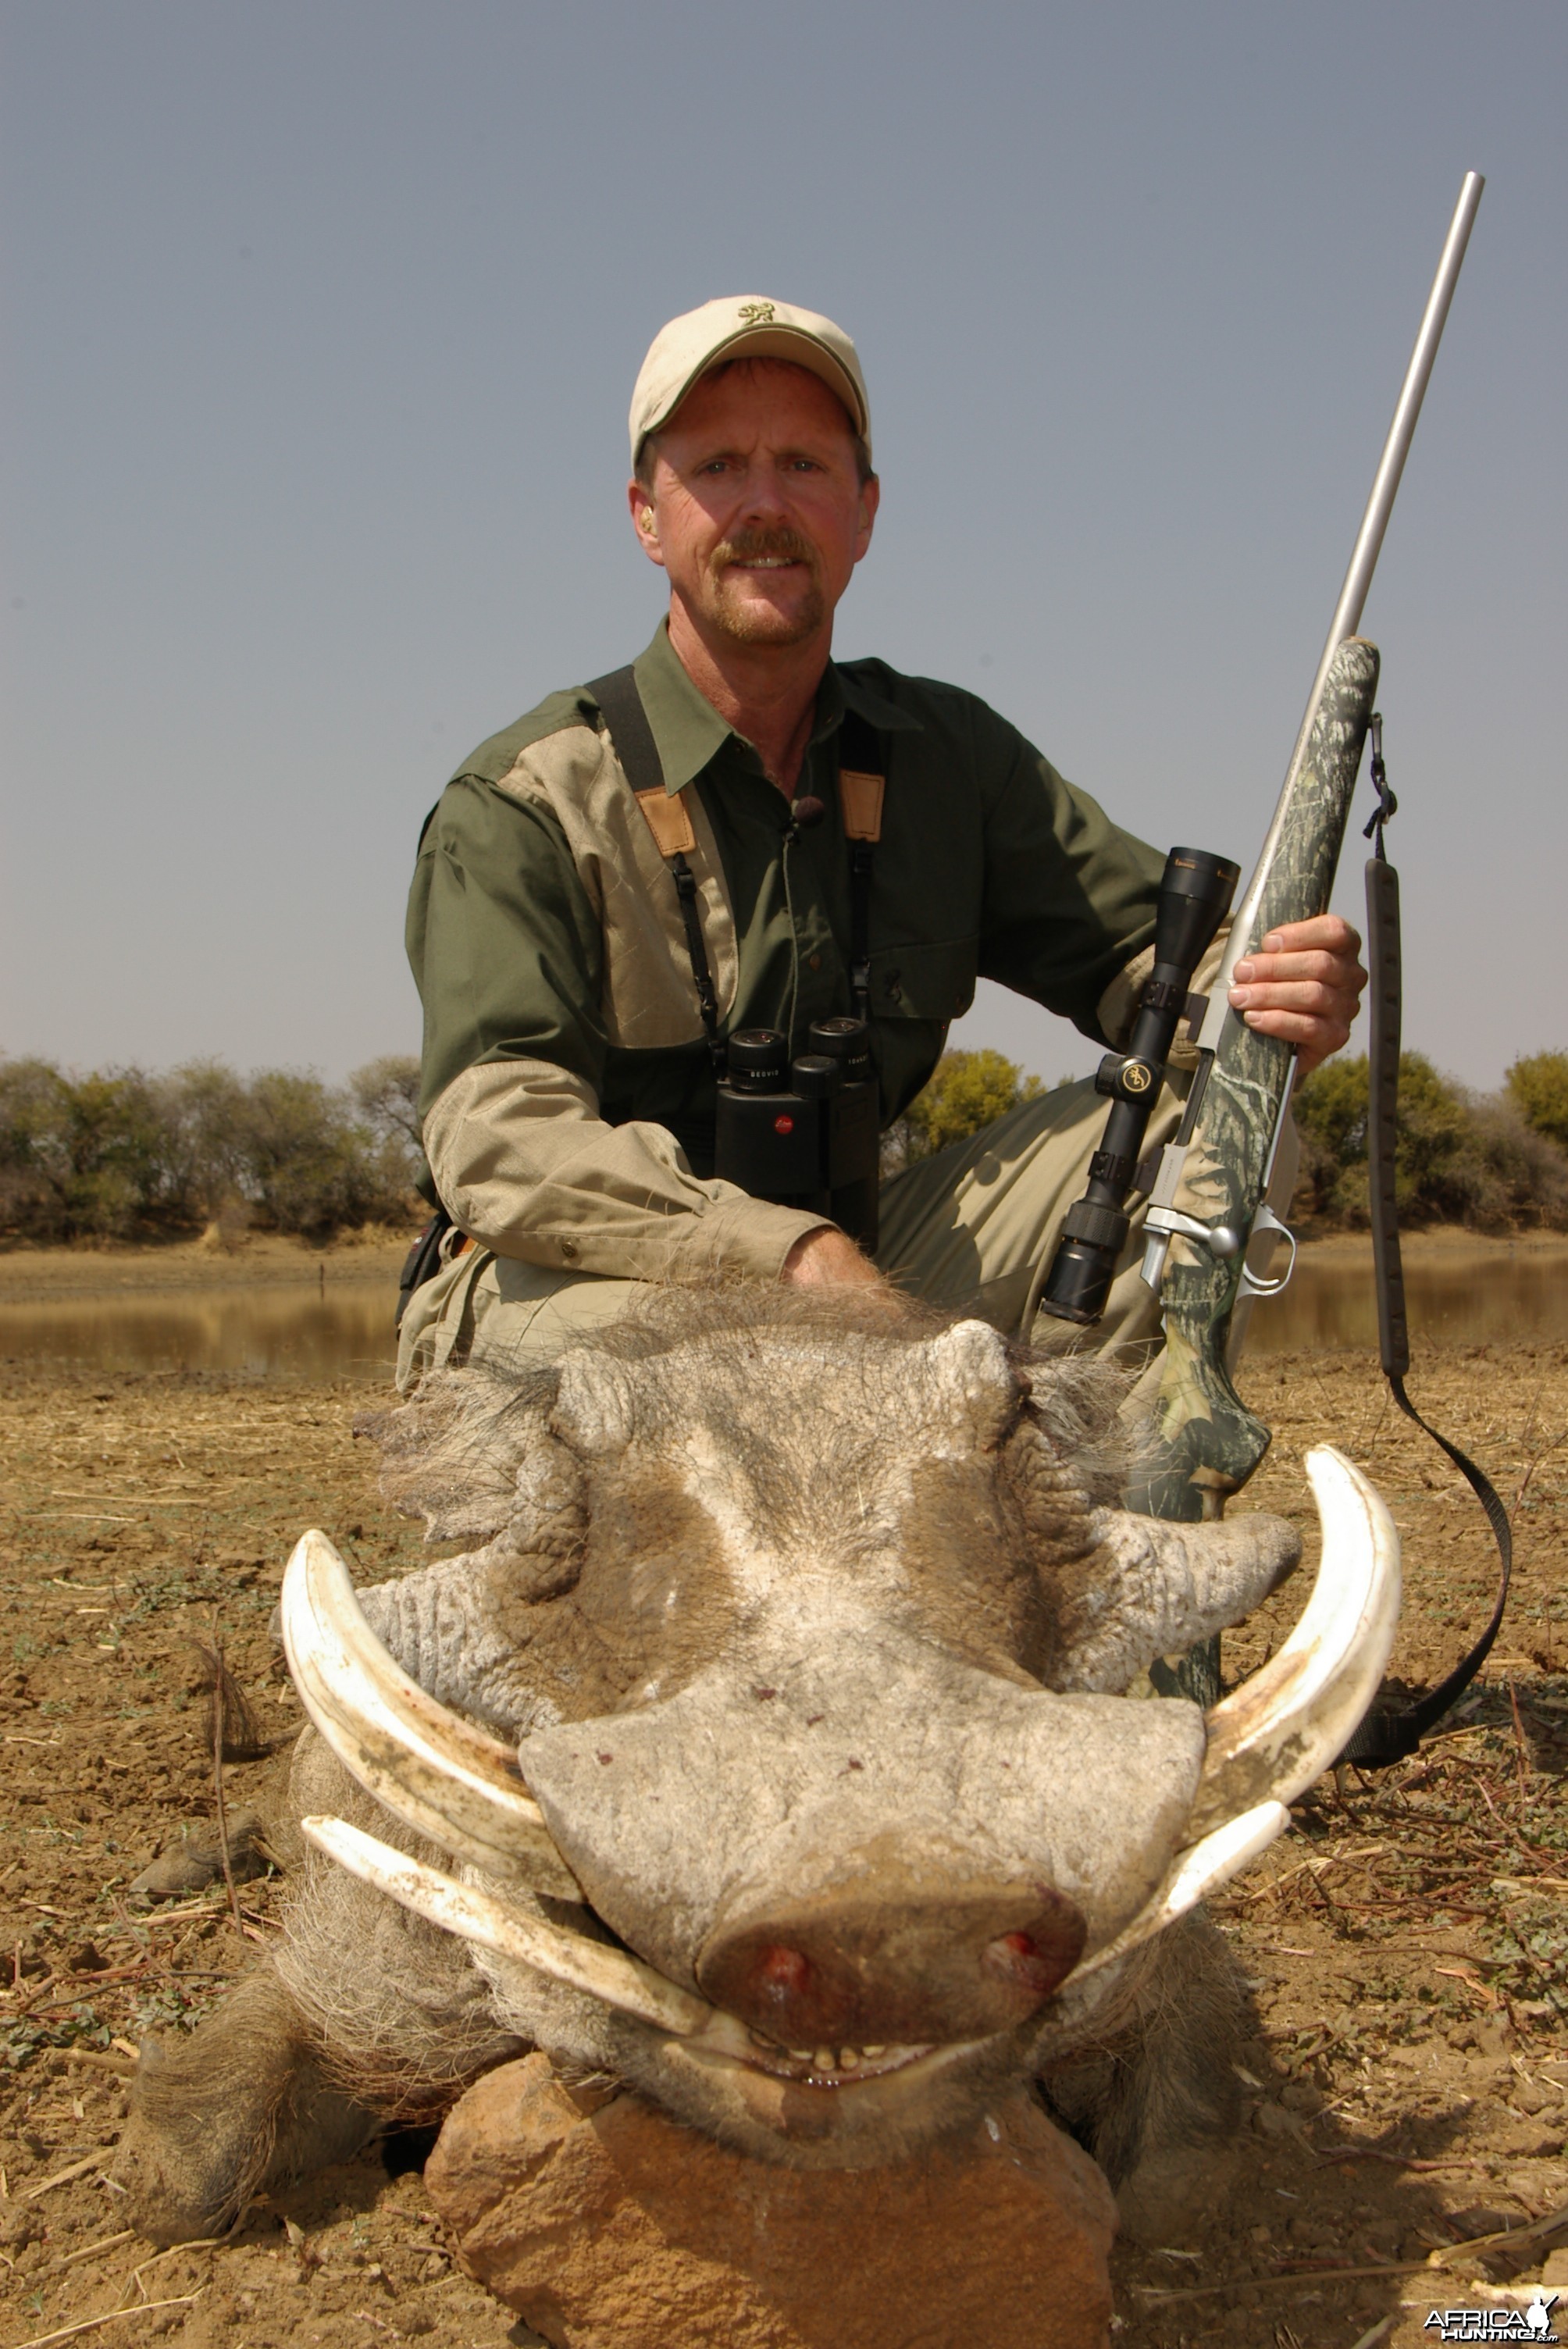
1338, 843, 1512, 1768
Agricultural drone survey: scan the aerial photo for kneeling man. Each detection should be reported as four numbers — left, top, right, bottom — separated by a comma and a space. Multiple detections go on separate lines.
400, 297, 1363, 1388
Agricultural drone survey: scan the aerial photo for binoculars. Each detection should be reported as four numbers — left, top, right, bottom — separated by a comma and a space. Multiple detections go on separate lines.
714, 1017, 881, 1252
1039, 845, 1239, 1326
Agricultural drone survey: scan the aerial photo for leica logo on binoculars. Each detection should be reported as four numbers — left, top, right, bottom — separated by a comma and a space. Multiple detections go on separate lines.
713, 1018, 881, 1253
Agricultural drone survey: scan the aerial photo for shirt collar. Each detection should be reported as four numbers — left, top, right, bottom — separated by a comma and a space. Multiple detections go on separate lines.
629, 620, 921, 797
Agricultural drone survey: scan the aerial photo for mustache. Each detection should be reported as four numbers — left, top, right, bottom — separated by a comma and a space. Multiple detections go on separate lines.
711, 526, 819, 569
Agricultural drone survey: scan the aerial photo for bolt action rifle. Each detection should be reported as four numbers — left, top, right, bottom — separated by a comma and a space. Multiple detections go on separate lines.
1045, 174, 1508, 1750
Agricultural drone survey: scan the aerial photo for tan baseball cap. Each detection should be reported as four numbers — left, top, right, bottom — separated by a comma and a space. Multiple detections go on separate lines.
629, 295, 871, 469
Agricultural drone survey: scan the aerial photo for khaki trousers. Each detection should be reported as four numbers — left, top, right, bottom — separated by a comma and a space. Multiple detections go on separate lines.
396, 1076, 1295, 1397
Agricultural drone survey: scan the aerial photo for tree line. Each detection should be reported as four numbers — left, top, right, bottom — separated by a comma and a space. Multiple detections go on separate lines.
1292, 1049, 1568, 1232
3, 1044, 1566, 1246
0, 1055, 424, 1242
897, 1046, 1568, 1232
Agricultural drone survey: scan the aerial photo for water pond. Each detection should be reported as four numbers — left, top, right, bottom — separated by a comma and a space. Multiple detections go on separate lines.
2, 1243, 1565, 1379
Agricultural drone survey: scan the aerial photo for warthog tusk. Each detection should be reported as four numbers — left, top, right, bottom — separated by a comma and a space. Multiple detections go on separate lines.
1188, 1446, 1400, 1839
301, 1814, 711, 2037
1074, 1800, 1289, 1978
281, 1530, 584, 1905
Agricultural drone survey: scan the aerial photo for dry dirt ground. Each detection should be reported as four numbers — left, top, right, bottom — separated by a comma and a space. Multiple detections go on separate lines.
0, 1324, 1562, 2349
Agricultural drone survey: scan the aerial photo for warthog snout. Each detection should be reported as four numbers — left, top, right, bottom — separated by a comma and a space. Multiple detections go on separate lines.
697, 1857, 1088, 2046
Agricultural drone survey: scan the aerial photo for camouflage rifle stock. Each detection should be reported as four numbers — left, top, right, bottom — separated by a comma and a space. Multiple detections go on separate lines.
1127, 174, 1484, 1584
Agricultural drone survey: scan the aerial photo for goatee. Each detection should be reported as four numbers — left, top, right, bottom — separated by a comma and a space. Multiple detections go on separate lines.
706, 526, 825, 645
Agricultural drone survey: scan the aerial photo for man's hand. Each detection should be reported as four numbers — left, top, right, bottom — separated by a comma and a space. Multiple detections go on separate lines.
781, 1227, 883, 1289
1228, 913, 1367, 1078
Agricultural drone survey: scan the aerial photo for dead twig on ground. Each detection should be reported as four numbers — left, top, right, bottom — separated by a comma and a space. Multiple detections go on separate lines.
48, 2229, 136, 2273
12, 2296, 201, 2349
62, 2050, 137, 2078
24, 2155, 104, 2200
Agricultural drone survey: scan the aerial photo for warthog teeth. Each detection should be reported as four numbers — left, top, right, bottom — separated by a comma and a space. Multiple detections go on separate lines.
1189, 1447, 1401, 1837
281, 1530, 584, 1905
732, 2034, 932, 2085
301, 1814, 710, 2037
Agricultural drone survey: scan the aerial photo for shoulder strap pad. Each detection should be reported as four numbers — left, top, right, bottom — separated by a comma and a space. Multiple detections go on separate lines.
635, 786, 697, 858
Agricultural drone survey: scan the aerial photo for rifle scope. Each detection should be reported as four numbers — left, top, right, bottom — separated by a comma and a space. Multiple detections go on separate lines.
1039, 847, 1238, 1327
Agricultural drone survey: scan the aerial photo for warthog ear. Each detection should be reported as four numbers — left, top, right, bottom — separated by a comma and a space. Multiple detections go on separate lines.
1044, 1502, 1302, 1695
363, 1367, 565, 1545
486, 1435, 589, 1597
551, 1353, 638, 1458
918, 1321, 1029, 1448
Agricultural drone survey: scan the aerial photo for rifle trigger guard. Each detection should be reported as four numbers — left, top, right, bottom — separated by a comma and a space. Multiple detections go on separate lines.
1237, 1204, 1298, 1298
1139, 1201, 1298, 1299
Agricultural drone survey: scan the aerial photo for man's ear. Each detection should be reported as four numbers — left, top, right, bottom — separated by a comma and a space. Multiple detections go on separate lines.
853, 471, 881, 565
627, 479, 666, 569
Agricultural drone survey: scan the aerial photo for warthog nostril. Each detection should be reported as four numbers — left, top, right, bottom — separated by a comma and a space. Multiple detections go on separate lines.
982, 1927, 1079, 2002
754, 1944, 813, 2004
697, 1872, 1087, 2048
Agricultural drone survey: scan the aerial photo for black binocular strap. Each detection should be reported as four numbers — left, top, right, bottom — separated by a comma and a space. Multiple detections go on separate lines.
590, 665, 886, 1046
838, 708, 884, 1024
1338, 729, 1512, 1768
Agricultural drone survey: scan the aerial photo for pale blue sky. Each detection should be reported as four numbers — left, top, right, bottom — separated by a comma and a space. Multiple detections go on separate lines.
4, 2, 1563, 1090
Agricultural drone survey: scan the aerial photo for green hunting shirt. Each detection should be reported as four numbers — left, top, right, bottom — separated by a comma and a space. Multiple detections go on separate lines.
406, 622, 1167, 1282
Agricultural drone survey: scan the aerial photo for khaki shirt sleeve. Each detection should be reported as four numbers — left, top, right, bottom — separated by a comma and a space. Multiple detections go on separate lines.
423, 1057, 829, 1281
1095, 923, 1233, 1070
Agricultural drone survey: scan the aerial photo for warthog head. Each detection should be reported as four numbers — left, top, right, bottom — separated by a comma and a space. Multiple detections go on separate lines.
281, 1287, 1398, 2167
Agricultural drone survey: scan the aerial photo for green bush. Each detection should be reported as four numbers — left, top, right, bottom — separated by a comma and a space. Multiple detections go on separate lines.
0, 1054, 424, 1243
1292, 1050, 1568, 1232
883, 1049, 1046, 1174
1506, 1051, 1568, 1151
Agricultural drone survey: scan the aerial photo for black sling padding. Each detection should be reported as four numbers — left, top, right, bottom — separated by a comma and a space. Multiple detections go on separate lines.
589, 666, 727, 1075
1336, 848, 1513, 1768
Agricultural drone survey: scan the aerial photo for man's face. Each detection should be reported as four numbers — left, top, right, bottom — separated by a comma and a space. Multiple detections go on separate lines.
628, 359, 878, 651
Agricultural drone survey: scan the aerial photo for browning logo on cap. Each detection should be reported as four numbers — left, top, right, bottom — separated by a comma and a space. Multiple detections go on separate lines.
629, 296, 871, 467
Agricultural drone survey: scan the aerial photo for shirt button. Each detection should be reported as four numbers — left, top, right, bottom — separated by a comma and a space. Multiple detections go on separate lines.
807, 952, 823, 971
560, 1237, 579, 1262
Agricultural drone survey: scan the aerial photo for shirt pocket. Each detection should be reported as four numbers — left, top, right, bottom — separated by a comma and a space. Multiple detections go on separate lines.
865, 936, 979, 1023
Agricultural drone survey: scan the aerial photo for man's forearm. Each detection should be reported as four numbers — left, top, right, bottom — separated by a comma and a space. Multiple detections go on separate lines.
423, 1056, 828, 1281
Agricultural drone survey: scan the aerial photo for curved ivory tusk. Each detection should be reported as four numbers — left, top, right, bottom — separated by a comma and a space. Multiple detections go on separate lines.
1075, 1800, 1290, 1980
301, 1813, 710, 2037
281, 1530, 583, 1904
1188, 1446, 1400, 1839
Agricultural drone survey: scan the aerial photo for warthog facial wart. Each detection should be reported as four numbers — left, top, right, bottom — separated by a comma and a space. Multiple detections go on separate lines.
112, 1285, 1399, 2250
